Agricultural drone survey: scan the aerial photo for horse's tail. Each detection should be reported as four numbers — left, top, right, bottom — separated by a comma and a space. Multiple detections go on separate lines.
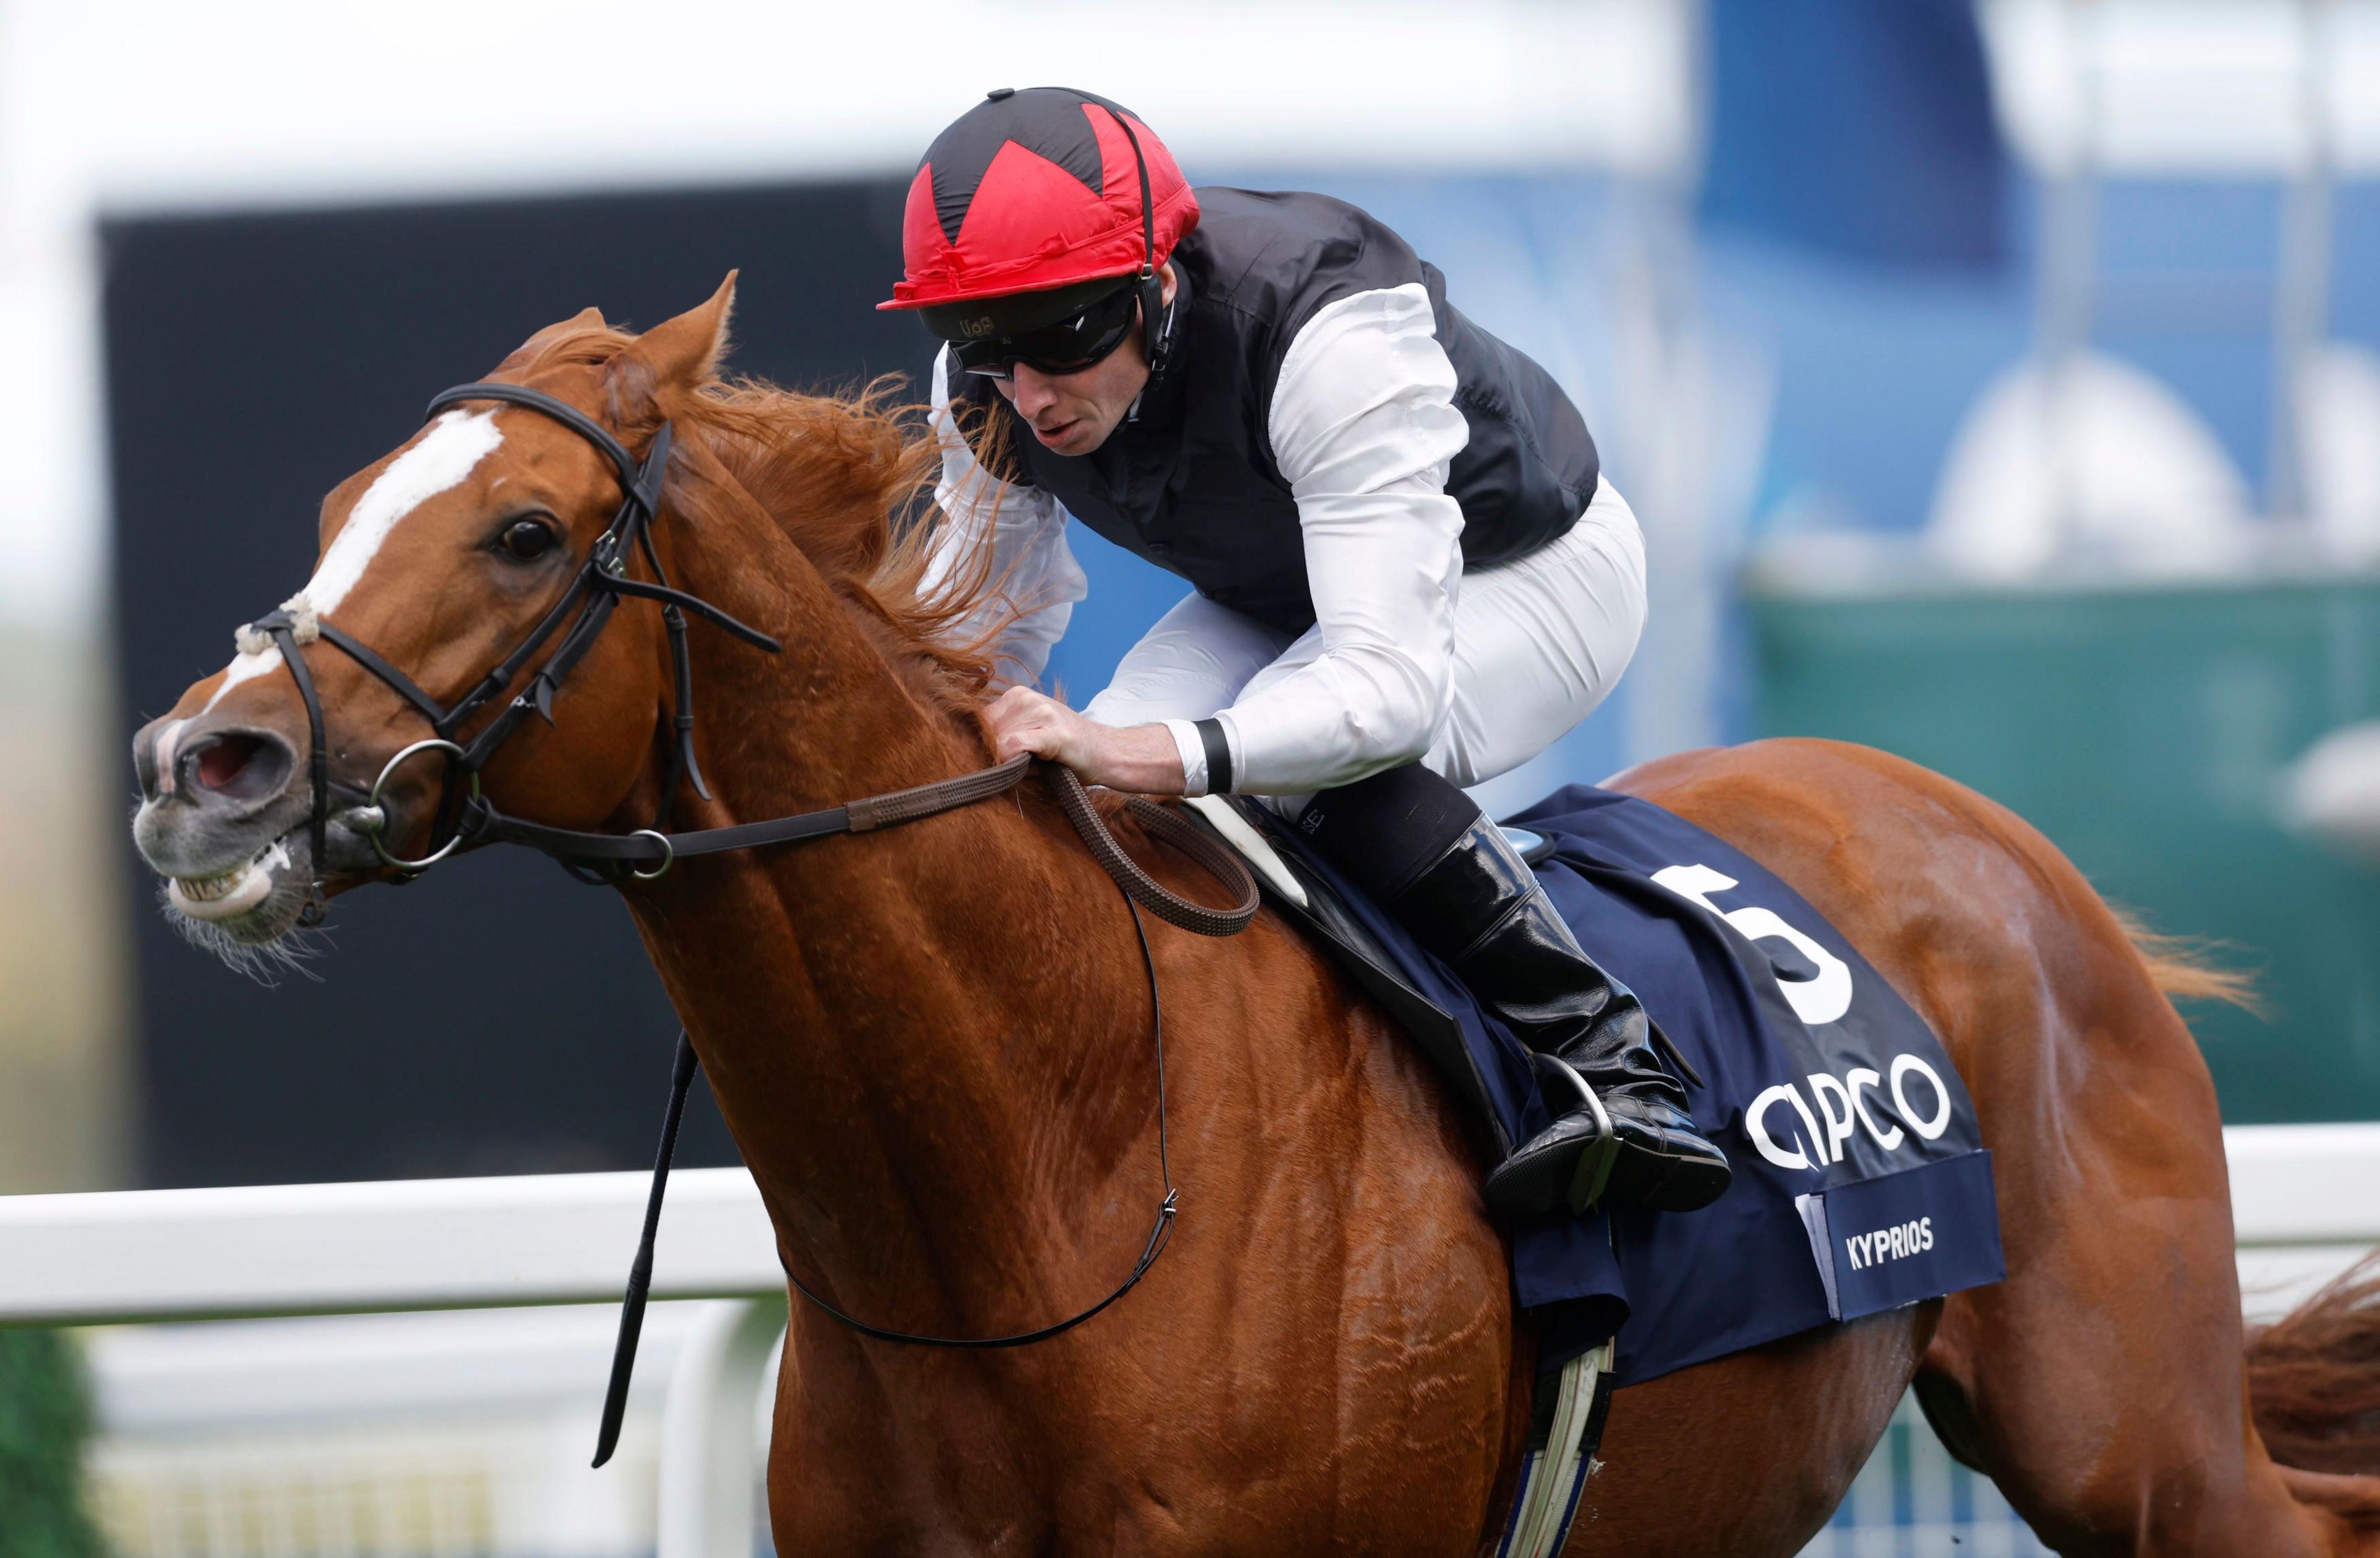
2112, 909, 2262, 1012
2245, 1256, 2380, 1533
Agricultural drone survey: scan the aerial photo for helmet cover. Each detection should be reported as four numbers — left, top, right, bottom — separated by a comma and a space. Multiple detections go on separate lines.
880, 87, 1199, 315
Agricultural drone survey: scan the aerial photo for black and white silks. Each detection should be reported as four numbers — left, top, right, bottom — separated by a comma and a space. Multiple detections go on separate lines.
924, 188, 1629, 797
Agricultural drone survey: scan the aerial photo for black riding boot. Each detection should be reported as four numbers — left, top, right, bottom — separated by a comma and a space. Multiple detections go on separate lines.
1300, 765, 1732, 1221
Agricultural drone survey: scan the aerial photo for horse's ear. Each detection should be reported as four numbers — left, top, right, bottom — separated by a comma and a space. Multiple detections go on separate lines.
494, 306, 610, 375
607, 273, 736, 417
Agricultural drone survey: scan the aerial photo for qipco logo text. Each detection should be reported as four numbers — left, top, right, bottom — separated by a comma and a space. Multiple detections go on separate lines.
1743, 1055, 1954, 1173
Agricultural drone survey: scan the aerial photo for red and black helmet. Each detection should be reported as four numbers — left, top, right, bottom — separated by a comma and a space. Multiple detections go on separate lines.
881, 87, 1198, 361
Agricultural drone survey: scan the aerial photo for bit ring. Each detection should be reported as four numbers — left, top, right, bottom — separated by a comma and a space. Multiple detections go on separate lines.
363, 739, 481, 873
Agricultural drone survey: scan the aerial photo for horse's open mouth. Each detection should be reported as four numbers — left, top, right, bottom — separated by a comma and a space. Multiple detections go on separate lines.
164, 833, 295, 922
134, 794, 328, 975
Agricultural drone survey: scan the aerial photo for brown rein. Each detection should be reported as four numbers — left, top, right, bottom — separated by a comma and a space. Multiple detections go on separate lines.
1047, 762, 1261, 936
454, 750, 1261, 936
818, 751, 1264, 938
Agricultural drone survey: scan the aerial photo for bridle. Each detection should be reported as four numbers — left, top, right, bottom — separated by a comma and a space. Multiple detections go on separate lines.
236, 377, 1261, 1466
242, 382, 773, 898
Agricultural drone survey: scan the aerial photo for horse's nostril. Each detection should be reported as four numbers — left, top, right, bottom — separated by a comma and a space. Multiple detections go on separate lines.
182, 731, 293, 804
196, 740, 252, 790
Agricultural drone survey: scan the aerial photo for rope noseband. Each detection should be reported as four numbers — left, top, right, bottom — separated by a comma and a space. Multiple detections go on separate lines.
234, 378, 1259, 1468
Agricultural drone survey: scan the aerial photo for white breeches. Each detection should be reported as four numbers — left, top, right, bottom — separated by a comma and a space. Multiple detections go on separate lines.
1084, 479, 1647, 795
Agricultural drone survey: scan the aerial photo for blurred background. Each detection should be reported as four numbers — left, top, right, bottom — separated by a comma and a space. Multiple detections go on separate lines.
5, 0, 2380, 1553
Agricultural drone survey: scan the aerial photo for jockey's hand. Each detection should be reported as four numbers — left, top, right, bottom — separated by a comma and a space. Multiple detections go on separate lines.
985, 687, 1188, 796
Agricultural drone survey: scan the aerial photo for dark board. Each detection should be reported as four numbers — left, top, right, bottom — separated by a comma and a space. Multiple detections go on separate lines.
105, 178, 923, 1187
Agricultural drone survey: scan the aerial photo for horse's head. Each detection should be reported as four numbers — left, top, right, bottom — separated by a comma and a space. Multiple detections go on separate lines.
130, 277, 746, 962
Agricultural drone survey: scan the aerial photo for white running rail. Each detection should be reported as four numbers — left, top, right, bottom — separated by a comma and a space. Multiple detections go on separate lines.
0, 1166, 780, 1325
2, 1126, 2376, 1557
0, 1167, 783, 1558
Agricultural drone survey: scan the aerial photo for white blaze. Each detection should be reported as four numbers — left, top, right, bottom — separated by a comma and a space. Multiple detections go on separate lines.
203, 410, 504, 711
306, 408, 504, 617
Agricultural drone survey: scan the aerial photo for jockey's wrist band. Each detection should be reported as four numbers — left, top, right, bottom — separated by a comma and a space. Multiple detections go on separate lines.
1194, 718, 1235, 794
1161, 718, 1210, 796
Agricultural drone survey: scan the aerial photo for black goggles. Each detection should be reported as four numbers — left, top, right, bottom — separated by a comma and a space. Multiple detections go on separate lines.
945, 282, 1142, 381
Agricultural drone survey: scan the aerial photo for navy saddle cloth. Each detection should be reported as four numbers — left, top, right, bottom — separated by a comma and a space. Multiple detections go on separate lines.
1226, 783, 2006, 1386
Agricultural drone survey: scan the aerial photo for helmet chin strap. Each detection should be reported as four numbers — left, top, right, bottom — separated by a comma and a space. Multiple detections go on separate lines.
1079, 90, 1171, 376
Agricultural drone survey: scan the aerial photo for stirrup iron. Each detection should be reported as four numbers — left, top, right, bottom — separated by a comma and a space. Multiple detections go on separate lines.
1533, 1052, 1620, 1212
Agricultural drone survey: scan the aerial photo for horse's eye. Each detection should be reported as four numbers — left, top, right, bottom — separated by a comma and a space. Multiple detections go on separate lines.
496, 517, 557, 561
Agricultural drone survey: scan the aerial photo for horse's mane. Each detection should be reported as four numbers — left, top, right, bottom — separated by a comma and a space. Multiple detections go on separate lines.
513, 323, 1023, 716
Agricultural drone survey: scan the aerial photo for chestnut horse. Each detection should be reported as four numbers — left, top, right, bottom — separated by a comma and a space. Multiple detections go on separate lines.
131, 280, 2380, 1556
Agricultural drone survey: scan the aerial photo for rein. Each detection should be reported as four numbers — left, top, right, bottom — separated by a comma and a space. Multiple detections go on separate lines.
237, 378, 1261, 1468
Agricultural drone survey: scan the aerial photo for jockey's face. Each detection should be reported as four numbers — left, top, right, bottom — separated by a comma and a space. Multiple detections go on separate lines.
995, 263, 1178, 457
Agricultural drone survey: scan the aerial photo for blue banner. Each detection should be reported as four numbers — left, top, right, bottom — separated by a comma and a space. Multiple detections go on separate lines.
1701, 0, 2008, 268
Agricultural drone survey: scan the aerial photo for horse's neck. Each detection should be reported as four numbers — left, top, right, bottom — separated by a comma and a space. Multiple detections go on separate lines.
621, 519, 1157, 1334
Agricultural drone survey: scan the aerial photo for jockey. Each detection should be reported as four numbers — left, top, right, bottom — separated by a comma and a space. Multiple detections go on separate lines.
883, 87, 1730, 1222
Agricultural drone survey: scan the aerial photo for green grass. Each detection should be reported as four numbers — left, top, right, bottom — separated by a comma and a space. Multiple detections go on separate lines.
0, 1330, 105, 1558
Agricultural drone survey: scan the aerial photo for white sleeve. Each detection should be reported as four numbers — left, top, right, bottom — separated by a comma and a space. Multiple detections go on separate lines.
922, 346, 1086, 686
1210, 284, 1469, 793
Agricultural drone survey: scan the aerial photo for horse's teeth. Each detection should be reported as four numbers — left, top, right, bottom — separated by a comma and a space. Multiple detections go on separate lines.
170, 838, 287, 904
